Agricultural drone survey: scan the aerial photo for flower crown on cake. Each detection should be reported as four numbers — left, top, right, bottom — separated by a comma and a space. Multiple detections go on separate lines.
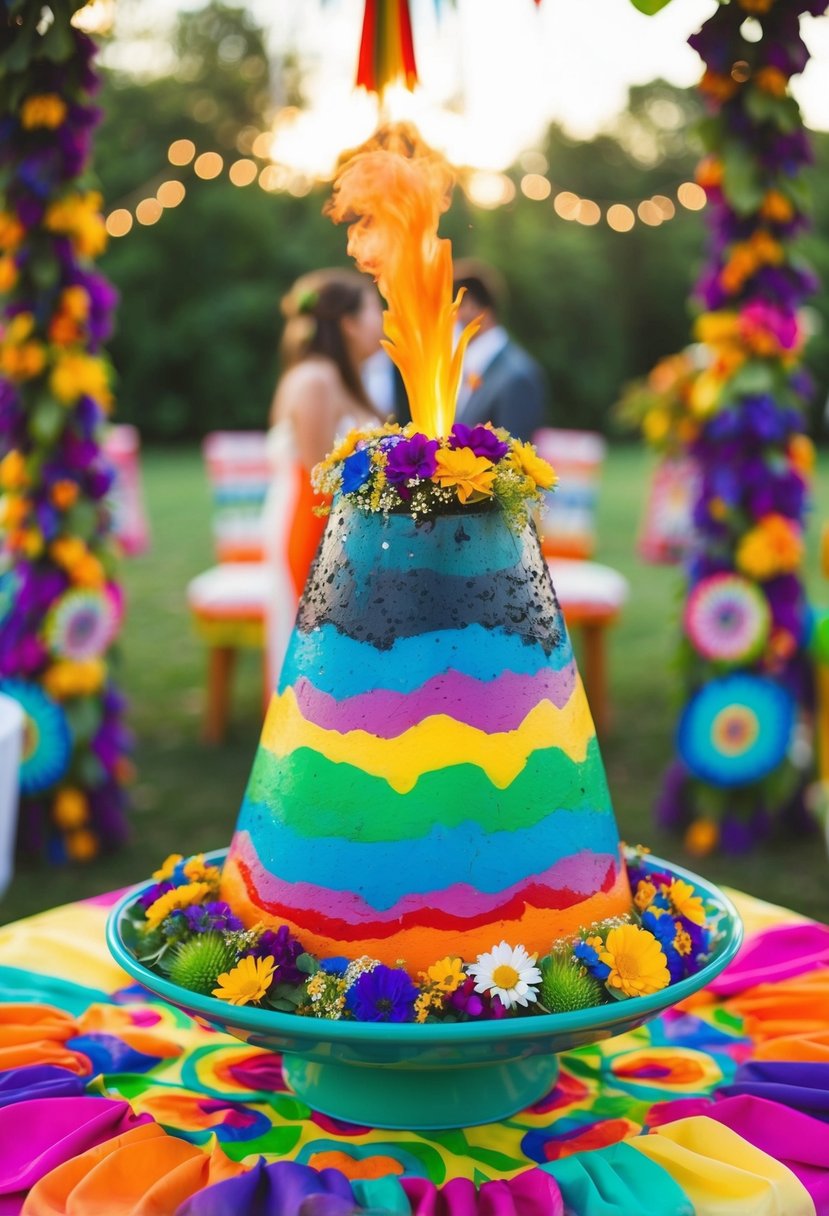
312, 421, 555, 528
126, 845, 724, 1023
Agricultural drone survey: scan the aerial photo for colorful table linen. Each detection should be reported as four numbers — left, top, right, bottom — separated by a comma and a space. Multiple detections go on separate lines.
1, 888, 829, 1215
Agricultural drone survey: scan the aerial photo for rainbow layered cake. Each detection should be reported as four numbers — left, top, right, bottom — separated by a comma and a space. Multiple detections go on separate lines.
221, 499, 631, 972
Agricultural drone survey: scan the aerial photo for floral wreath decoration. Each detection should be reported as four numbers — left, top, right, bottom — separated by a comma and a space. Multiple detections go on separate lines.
311, 420, 556, 530
124, 845, 724, 1025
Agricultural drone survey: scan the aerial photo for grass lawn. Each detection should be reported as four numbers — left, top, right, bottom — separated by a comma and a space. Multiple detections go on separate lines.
2, 443, 829, 925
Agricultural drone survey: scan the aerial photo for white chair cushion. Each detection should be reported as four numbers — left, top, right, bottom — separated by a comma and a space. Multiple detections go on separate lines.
187, 563, 269, 618
546, 558, 629, 615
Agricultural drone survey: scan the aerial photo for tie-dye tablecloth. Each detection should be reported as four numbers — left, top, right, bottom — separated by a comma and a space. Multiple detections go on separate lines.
2, 887, 829, 1215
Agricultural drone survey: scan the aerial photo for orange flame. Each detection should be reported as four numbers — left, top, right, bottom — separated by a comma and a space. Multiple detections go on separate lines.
326, 126, 479, 438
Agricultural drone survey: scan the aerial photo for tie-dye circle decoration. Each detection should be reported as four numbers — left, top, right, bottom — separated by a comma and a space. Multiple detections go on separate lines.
684, 574, 770, 666
44, 588, 118, 661
0, 678, 72, 794
677, 674, 795, 788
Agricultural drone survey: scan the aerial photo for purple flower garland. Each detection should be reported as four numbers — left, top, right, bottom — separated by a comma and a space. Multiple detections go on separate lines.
658, 0, 828, 854
0, 7, 130, 862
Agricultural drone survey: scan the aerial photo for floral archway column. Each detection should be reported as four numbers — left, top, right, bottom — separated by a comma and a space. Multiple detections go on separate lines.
0, 4, 130, 861
658, 0, 827, 853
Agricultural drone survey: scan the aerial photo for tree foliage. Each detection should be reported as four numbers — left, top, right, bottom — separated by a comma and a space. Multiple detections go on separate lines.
92, 3, 829, 439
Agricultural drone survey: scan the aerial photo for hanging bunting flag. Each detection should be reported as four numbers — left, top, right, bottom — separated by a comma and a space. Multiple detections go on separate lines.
356, 0, 418, 96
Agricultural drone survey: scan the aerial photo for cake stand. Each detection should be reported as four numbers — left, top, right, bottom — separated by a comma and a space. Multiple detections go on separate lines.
107, 851, 742, 1131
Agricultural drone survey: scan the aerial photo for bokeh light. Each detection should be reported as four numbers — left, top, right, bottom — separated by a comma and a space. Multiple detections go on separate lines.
168, 139, 195, 166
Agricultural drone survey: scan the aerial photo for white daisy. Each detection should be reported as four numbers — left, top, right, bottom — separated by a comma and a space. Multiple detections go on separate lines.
467, 941, 542, 1010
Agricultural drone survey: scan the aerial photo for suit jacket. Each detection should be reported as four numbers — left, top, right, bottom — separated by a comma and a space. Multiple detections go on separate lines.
457, 339, 548, 442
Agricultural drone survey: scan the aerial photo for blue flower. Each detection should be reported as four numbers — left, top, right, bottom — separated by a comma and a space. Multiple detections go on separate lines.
319, 956, 349, 976
345, 964, 418, 1022
341, 449, 373, 494
573, 941, 611, 981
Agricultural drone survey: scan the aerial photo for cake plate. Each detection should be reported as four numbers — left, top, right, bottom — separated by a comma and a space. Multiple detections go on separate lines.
107, 851, 742, 1131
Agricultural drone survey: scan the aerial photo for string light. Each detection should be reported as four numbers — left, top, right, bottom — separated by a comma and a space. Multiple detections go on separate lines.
193, 152, 223, 180
156, 180, 186, 208
677, 181, 706, 211
107, 133, 708, 239
135, 198, 162, 226
167, 139, 196, 166
606, 203, 634, 232
520, 173, 551, 201
105, 208, 133, 237
229, 158, 258, 186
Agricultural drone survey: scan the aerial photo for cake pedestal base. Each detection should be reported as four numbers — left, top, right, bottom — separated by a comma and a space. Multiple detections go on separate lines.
282, 1052, 560, 1130
107, 852, 743, 1134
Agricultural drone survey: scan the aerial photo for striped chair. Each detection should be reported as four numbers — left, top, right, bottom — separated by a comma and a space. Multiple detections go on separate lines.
534, 428, 629, 734
187, 432, 270, 744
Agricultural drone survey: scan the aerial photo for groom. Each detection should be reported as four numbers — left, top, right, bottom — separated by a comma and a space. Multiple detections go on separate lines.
450, 259, 548, 442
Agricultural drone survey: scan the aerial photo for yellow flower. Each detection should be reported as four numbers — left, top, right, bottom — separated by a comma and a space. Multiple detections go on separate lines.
44, 193, 107, 258
788, 434, 814, 476
5, 312, 34, 343
0, 341, 46, 381
673, 926, 693, 957
0, 213, 25, 251
152, 853, 183, 880
213, 955, 277, 1006
754, 67, 788, 98
699, 70, 740, 102
760, 190, 794, 225
0, 450, 29, 490
144, 881, 213, 931
50, 352, 112, 409
66, 828, 99, 862
53, 788, 89, 830
642, 408, 670, 445
183, 854, 222, 885
432, 447, 496, 504
61, 286, 90, 321
21, 94, 68, 129
633, 880, 657, 912
0, 255, 18, 293
50, 536, 87, 570
509, 440, 557, 490
71, 553, 106, 588
599, 924, 670, 998
667, 878, 707, 927
736, 514, 803, 581
695, 311, 740, 346
684, 818, 719, 857
0, 495, 28, 528
42, 658, 106, 699
51, 480, 79, 511
689, 370, 724, 418
424, 956, 465, 994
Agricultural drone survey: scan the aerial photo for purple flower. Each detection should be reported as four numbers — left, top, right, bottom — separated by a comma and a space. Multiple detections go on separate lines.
345, 964, 418, 1022
245, 924, 305, 985
175, 901, 243, 935
447, 976, 487, 1019
384, 433, 439, 497
138, 881, 175, 911
449, 423, 509, 462
341, 449, 372, 494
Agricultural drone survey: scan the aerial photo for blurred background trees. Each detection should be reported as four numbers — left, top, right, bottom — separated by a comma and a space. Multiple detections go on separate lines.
94, 2, 829, 440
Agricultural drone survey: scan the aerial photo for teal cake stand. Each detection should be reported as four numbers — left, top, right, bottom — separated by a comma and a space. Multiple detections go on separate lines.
107, 852, 742, 1131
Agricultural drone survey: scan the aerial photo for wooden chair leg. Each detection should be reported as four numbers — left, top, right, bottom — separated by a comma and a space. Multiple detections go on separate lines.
203, 645, 236, 745
580, 622, 609, 736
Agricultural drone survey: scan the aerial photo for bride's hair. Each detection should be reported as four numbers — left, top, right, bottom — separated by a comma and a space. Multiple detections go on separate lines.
280, 268, 374, 409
